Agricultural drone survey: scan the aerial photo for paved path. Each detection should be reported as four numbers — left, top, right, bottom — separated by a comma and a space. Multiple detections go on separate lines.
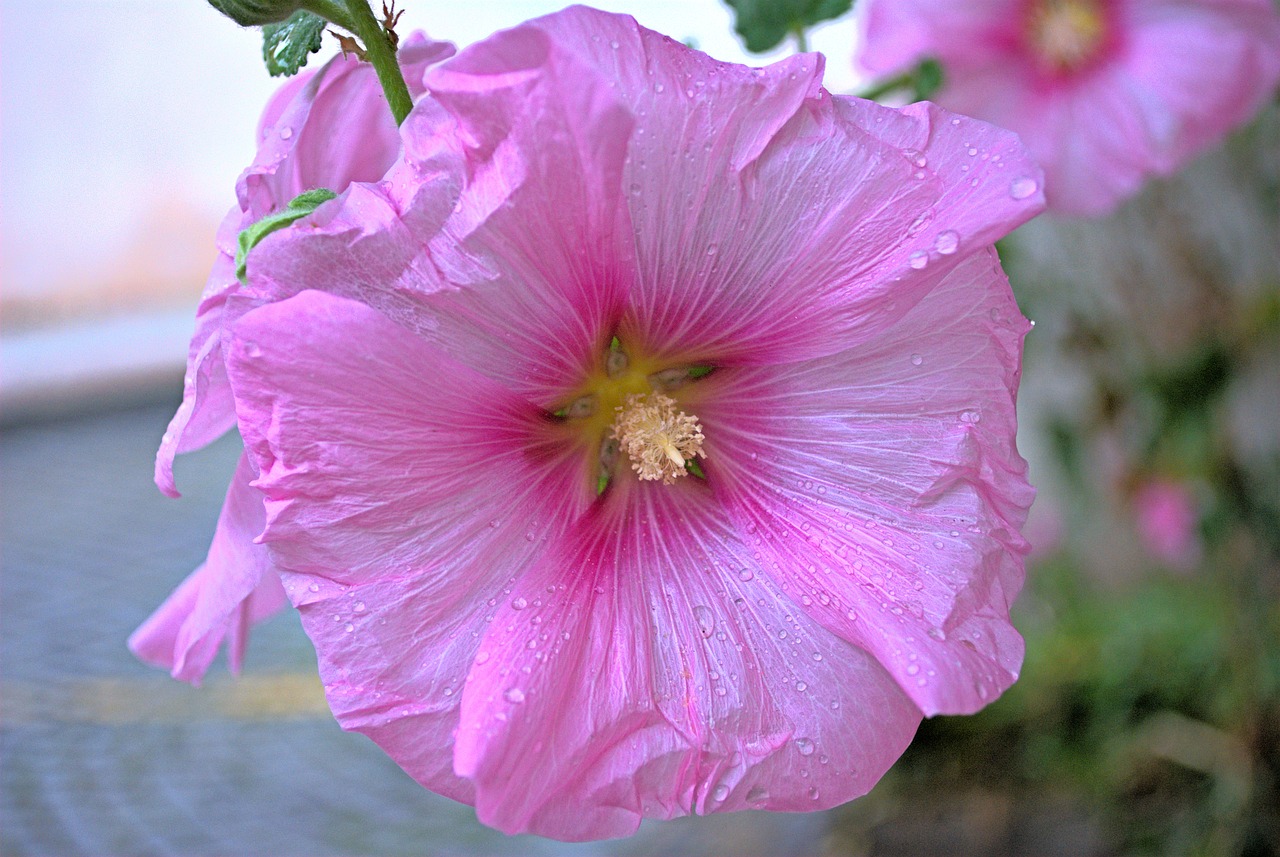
1, 401, 828, 856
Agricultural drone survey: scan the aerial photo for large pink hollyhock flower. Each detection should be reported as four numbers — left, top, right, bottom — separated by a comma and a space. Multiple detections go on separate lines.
857, 0, 1280, 215
224, 6, 1043, 840
131, 34, 456, 684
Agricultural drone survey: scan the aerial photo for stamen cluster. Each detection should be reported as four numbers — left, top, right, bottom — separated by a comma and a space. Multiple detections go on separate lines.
611, 392, 706, 484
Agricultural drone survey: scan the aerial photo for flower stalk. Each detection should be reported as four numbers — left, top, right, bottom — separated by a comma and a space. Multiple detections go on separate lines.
340, 0, 413, 125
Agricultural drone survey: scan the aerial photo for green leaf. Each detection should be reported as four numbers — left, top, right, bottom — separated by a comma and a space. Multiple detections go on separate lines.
236, 188, 337, 283
911, 58, 944, 101
262, 10, 327, 77
722, 0, 852, 53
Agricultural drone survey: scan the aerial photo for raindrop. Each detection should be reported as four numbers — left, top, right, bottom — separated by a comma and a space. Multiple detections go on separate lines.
308, 583, 319, 593
693, 605, 715, 638
910, 353, 924, 366
906, 663, 920, 676
909, 251, 928, 269
279, 126, 293, 140
353, 601, 366, 613
512, 597, 529, 610
475, 651, 491, 664
344, 623, 354, 633
712, 784, 730, 802
795, 738, 816, 756
654, 82, 665, 93
1010, 177, 1038, 199
934, 230, 959, 255
738, 569, 754, 582
795, 680, 808, 692
504, 688, 526, 704
808, 786, 821, 801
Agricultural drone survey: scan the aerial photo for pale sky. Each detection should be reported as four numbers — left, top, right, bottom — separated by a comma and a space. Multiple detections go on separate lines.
1, 1, 863, 311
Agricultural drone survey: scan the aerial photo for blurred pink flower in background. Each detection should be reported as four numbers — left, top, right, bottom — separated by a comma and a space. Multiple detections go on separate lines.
198, 5, 1045, 838
1133, 478, 1202, 568
856, 0, 1280, 215
130, 33, 456, 683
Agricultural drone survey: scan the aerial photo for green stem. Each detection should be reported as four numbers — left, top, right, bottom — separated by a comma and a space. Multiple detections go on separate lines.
339, 0, 413, 125
856, 71, 913, 102
792, 25, 809, 54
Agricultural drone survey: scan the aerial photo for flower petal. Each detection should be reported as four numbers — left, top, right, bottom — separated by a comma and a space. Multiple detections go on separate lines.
454, 481, 920, 840
130, 454, 286, 683
702, 248, 1031, 716
225, 289, 592, 798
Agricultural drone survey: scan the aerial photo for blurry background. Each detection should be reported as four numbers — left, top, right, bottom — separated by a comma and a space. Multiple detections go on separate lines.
2, 1, 1277, 855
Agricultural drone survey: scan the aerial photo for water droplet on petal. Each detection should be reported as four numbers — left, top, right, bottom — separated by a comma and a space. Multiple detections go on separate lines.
475, 651, 491, 664
738, 569, 754, 582
512, 597, 528, 610
353, 601, 366, 613
796, 737, 816, 756
279, 126, 293, 140
712, 784, 730, 802
504, 688, 526, 704
693, 605, 715, 638
909, 251, 928, 269
910, 353, 924, 366
808, 786, 821, 801
1010, 177, 1038, 199
934, 230, 959, 255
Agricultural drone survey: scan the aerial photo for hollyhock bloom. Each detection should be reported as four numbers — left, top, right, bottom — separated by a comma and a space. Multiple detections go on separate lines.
856, 0, 1280, 215
216, 6, 1044, 839
1134, 478, 1202, 568
130, 33, 456, 683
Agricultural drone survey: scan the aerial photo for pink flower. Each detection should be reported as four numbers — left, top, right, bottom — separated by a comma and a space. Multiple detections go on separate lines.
1134, 478, 1202, 568
131, 33, 456, 683
856, 0, 1280, 215
216, 7, 1044, 839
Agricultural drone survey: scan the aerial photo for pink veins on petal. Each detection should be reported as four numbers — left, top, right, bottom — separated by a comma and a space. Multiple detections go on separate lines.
221, 5, 1044, 841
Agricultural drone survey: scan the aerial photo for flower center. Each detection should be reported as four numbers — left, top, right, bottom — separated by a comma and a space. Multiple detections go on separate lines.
612, 392, 706, 484
551, 338, 713, 494
1026, 0, 1108, 72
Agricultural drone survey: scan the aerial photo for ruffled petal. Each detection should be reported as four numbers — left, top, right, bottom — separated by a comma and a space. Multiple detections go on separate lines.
155, 33, 457, 497
701, 248, 1031, 716
224, 289, 592, 798
129, 454, 286, 683
455, 481, 920, 841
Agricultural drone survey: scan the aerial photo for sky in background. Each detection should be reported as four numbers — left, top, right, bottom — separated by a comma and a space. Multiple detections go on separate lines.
1, 0, 863, 319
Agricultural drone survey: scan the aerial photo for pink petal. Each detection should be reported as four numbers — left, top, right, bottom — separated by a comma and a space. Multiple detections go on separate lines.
155, 34, 456, 497
129, 454, 286, 683
224, 289, 593, 799
455, 480, 920, 840
858, 0, 1020, 75
701, 248, 1032, 716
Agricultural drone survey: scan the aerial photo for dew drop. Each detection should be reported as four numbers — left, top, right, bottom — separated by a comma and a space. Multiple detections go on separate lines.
906, 663, 920, 676
712, 784, 730, 802
504, 688, 525, 704
795, 737, 816, 756
475, 651, 491, 664
910, 353, 924, 366
1010, 176, 1038, 199
934, 230, 959, 255
279, 126, 293, 140
796, 680, 808, 692
808, 786, 821, 800
693, 605, 715, 638
654, 82, 665, 93
511, 597, 528, 610
909, 251, 928, 269
344, 623, 354, 633
738, 569, 754, 582
353, 601, 366, 613
308, 583, 319, 593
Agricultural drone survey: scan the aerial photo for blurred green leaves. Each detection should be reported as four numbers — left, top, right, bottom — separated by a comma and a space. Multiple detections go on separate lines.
723, 0, 851, 52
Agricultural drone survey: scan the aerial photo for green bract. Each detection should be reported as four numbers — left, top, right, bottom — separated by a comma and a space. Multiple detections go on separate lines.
236, 188, 338, 284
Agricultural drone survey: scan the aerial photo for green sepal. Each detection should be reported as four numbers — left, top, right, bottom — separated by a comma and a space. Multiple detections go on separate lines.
208, 0, 304, 26
596, 473, 611, 496
262, 10, 328, 77
722, 0, 852, 52
686, 365, 715, 379
236, 188, 337, 284
685, 459, 706, 479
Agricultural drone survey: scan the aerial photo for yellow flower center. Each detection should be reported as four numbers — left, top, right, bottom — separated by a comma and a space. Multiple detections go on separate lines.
552, 338, 711, 493
1027, 0, 1108, 72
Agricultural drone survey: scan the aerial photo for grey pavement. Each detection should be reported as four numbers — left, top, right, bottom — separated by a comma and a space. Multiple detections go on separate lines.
0, 399, 829, 857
